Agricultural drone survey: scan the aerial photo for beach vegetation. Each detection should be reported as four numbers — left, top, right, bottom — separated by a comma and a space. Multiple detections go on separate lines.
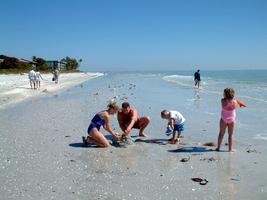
0, 55, 82, 74
0, 55, 31, 73
61, 56, 79, 70
32, 56, 49, 71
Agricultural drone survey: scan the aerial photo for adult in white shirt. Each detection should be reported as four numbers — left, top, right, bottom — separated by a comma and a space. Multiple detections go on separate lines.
35, 71, 43, 88
28, 70, 36, 89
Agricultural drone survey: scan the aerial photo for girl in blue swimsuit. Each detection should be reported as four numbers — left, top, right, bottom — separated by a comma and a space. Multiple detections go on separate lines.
83, 102, 121, 147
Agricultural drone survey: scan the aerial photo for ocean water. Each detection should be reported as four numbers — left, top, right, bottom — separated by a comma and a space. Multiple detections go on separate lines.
55, 69, 267, 145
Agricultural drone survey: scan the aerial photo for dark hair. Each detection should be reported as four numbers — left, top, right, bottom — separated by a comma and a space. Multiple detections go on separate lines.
161, 110, 168, 117
122, 102, 130, 109
224, 88, 235, 99
107, 102, 119, 110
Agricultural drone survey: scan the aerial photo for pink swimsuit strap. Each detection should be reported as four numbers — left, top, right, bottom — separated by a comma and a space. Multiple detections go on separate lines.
221, 99, 236, 124
223, 99, 236, 110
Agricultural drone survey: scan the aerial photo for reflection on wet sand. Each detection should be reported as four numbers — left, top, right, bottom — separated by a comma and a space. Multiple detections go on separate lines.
216, 153, 239, 200
193, 89, 201, 108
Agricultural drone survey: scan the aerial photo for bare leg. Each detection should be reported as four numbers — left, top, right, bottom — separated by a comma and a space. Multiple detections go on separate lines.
216, 119, 227, 151
177, 131, 181, 141
138, 116, 150, 136
88, 128, 110, 148
171, 130, 177, 140
227, 122, 235, 152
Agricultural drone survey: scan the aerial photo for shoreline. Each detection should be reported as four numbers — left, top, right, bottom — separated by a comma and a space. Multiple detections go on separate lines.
0, 72, 103, 109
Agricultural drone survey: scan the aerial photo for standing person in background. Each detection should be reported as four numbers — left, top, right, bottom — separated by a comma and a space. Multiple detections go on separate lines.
194, 69, 201, 88
28, 69, 36, 89
53, 68, 60, 84
35, 71, 43, 89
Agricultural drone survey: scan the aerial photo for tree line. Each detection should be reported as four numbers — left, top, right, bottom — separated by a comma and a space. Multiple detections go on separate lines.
0, 55, 82, 72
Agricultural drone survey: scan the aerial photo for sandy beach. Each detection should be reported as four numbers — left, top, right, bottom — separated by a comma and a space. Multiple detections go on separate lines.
0, 72, 103, 109
0, 72, 266, 200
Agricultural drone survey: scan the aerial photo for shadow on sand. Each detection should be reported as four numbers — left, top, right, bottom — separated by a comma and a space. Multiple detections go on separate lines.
69, 142, 99, 148
69, 135, 117, 148
168, 146, 214, 153
135, 138, 168, 145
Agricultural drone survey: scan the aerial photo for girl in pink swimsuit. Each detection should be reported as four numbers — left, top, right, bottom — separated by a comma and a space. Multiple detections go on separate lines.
216, 88, 246, 152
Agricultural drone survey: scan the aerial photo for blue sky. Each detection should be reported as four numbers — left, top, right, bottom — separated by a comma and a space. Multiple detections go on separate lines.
1, 0, 267, 71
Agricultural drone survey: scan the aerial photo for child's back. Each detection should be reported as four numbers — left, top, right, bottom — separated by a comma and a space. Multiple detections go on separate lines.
169, 110, 185, 125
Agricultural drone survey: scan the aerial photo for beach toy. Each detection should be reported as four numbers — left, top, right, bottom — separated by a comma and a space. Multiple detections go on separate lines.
236, 100, 246, 107
165, 126, 173, 136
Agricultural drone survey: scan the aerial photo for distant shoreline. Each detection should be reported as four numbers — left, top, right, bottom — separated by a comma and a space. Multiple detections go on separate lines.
0, 72, 103, 109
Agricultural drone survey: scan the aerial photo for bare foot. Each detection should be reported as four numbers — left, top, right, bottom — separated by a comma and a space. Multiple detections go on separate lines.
139, 132, 147, 137
168, 139, 178, 144
86, 136, 95, 145
229, 149, 236, 153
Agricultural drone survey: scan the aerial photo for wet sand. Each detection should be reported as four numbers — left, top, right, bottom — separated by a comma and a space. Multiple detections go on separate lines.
0, 73, 266, 200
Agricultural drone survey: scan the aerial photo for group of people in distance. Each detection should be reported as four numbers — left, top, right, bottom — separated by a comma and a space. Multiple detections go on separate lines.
83, 87, 246, 152
28, 69, 43, 89
28, 68, 60, 89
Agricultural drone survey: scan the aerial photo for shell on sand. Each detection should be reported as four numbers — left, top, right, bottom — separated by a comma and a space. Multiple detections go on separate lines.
203, 142, 216, 147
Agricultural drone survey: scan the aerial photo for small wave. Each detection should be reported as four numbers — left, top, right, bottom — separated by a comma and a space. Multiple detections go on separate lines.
236, 95, 267, 103
162, 74, 209, 88
162, 74, 267, 104
164, 74, 193, 80
162, 75, 195, 88
254, 134, 267, 141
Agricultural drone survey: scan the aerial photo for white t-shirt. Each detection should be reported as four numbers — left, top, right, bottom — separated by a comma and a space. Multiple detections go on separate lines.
28, 70, 36, 81
170, 110, 185, 125
35, 72, 41, 81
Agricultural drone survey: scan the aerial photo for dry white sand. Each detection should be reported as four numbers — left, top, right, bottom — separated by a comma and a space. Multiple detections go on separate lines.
0, 72, 103, 109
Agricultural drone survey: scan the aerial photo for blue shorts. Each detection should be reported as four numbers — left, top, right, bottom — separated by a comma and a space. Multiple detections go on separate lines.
174, 123, 185, 132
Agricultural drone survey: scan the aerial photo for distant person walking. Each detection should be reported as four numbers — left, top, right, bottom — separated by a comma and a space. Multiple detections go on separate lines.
194, 69, 201, 88
28, 69, 36, 89
35, 71, 43, 89
53, 69, 60, 84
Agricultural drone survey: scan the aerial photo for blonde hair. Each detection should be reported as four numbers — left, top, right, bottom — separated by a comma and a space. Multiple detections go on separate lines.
107, 101, 119, 110
224, 88, 235, 99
